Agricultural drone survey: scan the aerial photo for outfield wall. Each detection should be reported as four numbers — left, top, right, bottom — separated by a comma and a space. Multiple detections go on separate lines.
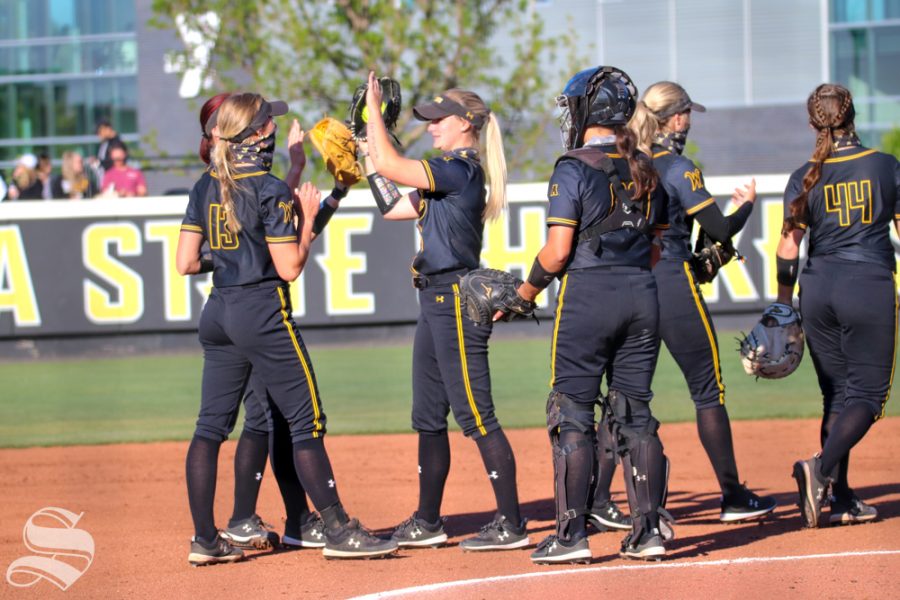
0, 175, 870, 339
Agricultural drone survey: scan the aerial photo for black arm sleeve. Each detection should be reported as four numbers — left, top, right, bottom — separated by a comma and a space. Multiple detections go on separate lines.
693, 201, 753, 243
312, 186, 347, 235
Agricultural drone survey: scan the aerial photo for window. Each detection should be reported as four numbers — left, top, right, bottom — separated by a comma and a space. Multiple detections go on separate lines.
0, 0, 137, 166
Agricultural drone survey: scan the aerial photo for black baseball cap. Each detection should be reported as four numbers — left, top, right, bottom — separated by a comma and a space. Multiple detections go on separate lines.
413, 95, 486, 128
227, 97, 289, 142
651, 82, 706, 120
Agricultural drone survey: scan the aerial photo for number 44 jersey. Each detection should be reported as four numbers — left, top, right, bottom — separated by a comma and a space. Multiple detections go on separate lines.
784, 145, 900, 271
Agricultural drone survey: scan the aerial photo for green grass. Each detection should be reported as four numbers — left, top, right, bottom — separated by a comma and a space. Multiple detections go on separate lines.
1, 333, 896, 447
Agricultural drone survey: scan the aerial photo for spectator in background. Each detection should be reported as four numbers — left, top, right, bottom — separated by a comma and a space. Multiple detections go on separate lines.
52, 151, 97, 200
8, 153, 43, 200
100, 143, 147, 197
94, 118, 124, 172
37, 153, 53, 199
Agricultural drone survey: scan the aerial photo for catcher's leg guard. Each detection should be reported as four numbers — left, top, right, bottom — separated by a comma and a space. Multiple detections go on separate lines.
604, 390, 672, 542
546, 391, 595, 541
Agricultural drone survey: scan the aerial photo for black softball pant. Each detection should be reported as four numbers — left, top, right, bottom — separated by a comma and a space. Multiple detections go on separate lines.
799, 256, 898, 419
551, 266, 660, 419
653, 259, 725, 409
411, 282, 499, 438
194, 282, 326, 443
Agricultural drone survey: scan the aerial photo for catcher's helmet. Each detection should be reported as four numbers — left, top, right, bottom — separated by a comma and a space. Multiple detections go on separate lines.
556, 65, 637, 150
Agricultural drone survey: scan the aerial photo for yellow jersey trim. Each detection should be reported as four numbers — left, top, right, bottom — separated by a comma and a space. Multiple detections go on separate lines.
685, 197, 715, 216
655, 224, 671, 230
421, 160, 436, 192
549, 274, 569, 388
683, 262, 725, 404
547, 217, 578, 226
265, 235, 297, 243
452, 283, 487, 436
880, 291, 898, 420
653, 150, 671, 158
181, 224, 203, 233
276, 287, 322, 436
795, 222, 808, 230
210, 170, 267, 180
817, 149, 877, 164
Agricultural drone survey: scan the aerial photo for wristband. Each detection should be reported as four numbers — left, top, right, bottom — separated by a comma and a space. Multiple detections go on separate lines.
776, 255, 799, 287
199, 258, 214, 274
330, 185, 348, 201
527, 257, 562, 290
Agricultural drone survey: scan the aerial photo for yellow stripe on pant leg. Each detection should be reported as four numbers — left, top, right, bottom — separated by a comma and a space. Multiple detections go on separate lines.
452, 283, 486, 436
879, 291, 898, 420
277, 287, 322, 437
550, 274, 569, 389
683, 262, 725, 404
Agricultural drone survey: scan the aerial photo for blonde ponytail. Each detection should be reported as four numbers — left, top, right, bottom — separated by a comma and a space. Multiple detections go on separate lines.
627, 82, 695, 155
208, 93, 263, 234
482, 112, 508, 222
443, 88, 507, 223
628, 100, 660, 156
211, 141, 241, 233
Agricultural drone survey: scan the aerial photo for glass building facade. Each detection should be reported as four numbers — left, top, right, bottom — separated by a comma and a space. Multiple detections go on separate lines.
0, 0, 138, 165
830, 0, 900, 146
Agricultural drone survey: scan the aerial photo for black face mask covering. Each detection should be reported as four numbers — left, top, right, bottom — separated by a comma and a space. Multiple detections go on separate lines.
654, 127, 689, 155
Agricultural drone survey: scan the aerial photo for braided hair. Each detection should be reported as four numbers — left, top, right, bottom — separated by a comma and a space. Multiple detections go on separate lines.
783, 84, 856, 234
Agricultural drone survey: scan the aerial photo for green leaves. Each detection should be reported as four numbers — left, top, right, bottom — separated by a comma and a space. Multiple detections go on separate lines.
151, 0, 588, 183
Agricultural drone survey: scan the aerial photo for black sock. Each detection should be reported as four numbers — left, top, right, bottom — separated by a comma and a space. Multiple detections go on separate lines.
417, 431, 451, 524
186, 435, 221, 543
820, 412, 852, 500
475, 429, 522, 526
591, 423, 617, 508
820, 404, 873, 483
696, 405, 741, 497
230, 430, 269, 523
558, 429, 593, 541
292, 438, 340, 513
270, 408, 310, 526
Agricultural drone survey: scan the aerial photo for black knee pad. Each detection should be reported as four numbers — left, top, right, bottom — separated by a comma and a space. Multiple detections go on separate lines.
546, 391, 595, 439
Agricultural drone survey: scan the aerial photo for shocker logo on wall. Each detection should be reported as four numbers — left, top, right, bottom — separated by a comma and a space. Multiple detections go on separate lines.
5, 507, 95, 591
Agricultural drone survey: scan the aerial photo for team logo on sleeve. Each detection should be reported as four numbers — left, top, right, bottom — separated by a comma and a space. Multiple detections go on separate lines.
684, 169, 704, 192
550, 184, 559, 197
278, 201, 295, 224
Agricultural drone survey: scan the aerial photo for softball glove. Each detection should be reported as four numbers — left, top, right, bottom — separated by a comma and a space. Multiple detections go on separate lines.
690, 229, 737, 285
349, 77, 402, 140
308, 117, 363, 187
739, 303, 805, 379
457, 269, 536, 326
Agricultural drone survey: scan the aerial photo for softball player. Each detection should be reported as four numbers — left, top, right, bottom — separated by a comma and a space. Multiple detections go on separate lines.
780, 84, 899, 528
517, 66, 670, 563
176, 92, 397, 564
359, 71, 528, 551
192, 93, 330, 552
585, 81, 777, 523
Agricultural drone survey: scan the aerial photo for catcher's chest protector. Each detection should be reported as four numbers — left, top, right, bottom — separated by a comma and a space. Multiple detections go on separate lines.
558, 147, 651, 247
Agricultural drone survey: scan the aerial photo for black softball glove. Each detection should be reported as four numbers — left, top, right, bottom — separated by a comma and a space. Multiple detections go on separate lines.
457, 269, 536, 326
348, 77, 402, 140
690, 229, 738, 284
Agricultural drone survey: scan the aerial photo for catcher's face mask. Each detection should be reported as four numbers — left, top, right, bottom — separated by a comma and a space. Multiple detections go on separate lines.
556, 66, 638, 150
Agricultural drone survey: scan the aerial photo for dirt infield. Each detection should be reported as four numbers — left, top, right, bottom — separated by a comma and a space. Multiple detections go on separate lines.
2, 418, 899, 599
